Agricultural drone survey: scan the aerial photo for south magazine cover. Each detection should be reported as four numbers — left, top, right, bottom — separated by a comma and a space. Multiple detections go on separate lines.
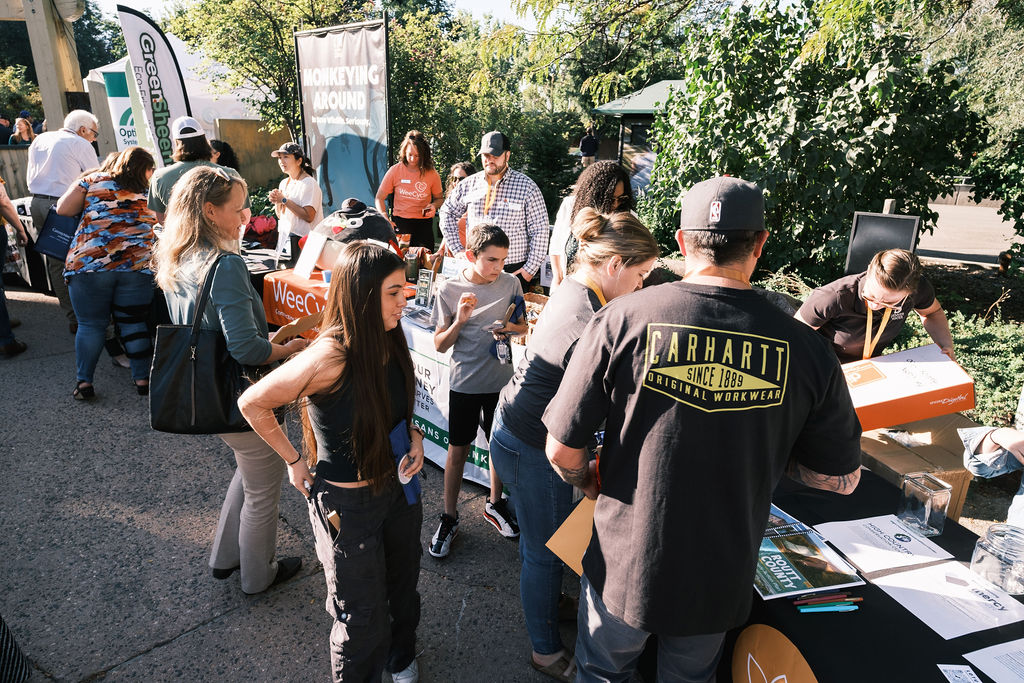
754, 505, 864, 599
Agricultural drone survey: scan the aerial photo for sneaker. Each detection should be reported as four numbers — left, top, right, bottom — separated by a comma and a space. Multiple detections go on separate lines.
484, 498, 519, 538
391, 659, 419, 683
429, 513, 459, 558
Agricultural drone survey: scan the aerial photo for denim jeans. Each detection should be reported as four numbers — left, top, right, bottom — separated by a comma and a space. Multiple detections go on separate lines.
307, 479, 422, 682
0, 226, 14, 345
68, 270, 154, 382
961, 426, 1024, 526
488, 416, 575, 655
576, 574, 724, 683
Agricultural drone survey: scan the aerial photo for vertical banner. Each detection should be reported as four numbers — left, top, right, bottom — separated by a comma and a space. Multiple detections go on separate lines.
124, 59, 158, 159
100, 70, 137, 151
116, 5, 192, 167
295, 20, 389, 212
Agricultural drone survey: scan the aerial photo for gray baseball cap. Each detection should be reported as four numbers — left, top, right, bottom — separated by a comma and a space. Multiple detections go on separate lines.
679, 176, 765, 231
478, 131, 509, 156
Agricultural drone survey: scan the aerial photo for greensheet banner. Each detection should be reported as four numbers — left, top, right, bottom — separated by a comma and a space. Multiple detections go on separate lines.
117, 4, 192, 167
294, 20, 389, 212
101, 70, 137, 151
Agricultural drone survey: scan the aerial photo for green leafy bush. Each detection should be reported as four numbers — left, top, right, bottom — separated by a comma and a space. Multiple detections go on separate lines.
890, 310, 1024, 427
639, 0, 983, 281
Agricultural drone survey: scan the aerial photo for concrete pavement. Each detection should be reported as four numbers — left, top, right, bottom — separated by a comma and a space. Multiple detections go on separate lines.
0, 291, 574, 682
918, 203, 1018, 266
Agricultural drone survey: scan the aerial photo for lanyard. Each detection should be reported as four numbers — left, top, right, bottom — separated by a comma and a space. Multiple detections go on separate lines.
483, 177, 499, 215
579, 275, 608, 307
863, 304, 893, 359
683, 265, 751, 287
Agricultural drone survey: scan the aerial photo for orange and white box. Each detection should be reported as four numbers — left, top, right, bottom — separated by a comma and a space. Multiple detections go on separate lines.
842, 344, 975, 431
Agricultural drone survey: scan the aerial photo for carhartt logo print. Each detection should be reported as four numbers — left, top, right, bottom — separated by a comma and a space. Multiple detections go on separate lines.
643, 324, 789, 412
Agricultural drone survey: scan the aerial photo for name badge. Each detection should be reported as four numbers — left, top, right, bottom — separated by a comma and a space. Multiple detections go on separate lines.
400, 178, 411, 184
505, 201, 523, 211
467, 190, 487, 204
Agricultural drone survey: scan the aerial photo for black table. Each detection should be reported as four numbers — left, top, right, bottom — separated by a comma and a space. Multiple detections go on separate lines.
734, 469, 1024, 682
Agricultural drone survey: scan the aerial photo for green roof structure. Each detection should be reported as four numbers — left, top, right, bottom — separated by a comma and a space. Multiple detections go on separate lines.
592, 80, 686, 116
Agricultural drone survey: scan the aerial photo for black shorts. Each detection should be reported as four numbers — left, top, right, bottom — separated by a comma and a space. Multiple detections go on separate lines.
447, 390, 499, 447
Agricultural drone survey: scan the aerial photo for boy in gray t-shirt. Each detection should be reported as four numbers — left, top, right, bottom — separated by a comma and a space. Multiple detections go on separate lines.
429, 224, 527, 558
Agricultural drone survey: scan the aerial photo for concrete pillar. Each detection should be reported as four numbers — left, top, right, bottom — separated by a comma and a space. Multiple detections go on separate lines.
21, 0, 83, 126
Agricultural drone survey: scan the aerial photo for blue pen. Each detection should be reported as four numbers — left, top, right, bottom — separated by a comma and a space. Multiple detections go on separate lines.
798, 604, 858, 613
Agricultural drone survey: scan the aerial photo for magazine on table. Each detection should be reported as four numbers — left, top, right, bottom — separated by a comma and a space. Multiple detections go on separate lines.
754, 504, 865, 599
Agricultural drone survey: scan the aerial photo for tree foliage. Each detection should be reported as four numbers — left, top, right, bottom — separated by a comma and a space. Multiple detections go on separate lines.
0, 0, 124, 88
639, 1, 983, 280
0, 66, 42, 121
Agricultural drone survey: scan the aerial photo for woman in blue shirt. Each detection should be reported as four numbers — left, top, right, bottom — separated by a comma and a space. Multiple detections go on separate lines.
153, 166, 308, 595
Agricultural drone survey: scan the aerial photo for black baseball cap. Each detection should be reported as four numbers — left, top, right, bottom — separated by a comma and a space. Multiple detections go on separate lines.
271, 141, 304, 158
478, 131, 509, 156
679, 176, 765, 232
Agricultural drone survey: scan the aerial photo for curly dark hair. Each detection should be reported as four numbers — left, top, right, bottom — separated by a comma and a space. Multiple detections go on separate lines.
570, 160, 634, 221
565, 161, 634, 265
209, 139, 240, 170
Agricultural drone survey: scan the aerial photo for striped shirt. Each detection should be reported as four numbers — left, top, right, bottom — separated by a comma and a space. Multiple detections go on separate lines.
440, 168, 549, 276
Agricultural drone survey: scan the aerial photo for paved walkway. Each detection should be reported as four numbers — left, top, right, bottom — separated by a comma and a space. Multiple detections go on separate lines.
0, 292, 571, 682
918, 204, 1018, 266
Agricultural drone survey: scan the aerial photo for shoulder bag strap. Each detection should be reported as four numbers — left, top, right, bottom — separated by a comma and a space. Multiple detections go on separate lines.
188, 253, 234, 354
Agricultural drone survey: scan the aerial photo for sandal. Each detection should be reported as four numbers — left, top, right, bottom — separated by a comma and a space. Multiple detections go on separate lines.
530, 653, 576, 683
73, 383, 96, 401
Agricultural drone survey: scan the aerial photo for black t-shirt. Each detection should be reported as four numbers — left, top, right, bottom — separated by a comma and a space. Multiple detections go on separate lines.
797, 273, 936, 363
579, 134, 598, 156
498, 278, 602, 448
542, 281, 862, 636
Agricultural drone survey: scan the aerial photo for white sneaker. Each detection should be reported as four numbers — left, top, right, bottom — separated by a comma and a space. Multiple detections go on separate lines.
392, 658, 419, 683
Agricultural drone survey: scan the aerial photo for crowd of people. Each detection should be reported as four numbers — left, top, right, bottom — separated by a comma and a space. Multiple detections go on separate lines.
3, 111, 1007, 683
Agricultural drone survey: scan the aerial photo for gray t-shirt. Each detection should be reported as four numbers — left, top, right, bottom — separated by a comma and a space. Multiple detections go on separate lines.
148, 160, 249, 215
431, 270, 523, 393
498, 278, 601, 448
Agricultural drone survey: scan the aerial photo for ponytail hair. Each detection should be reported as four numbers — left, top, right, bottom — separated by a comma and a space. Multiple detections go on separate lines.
570, 208, 659, 272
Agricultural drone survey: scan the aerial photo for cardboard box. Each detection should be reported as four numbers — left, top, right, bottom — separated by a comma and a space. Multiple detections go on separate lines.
843, 344, 975, 431
859, 413, 978, 521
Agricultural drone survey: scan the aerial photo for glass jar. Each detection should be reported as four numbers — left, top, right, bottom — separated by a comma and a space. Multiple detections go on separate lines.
970, 523, 1024, 594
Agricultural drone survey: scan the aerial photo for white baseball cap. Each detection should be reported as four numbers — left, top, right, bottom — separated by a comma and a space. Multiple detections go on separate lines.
171, 116, 206, 140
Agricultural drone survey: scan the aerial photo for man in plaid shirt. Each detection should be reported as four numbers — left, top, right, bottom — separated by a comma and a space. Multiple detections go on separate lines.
440, 132, 549, 287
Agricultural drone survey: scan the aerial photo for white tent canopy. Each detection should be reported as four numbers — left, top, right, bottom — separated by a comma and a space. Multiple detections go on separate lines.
85, 32, 261, 141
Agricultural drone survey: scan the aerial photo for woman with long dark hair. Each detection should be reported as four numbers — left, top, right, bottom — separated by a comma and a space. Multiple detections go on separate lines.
154, 165, 308, 593
56, 146, 158, 399
376, 130, 443, 249
239, 241, 425, 683
549, 160, 635, 287
209, 139, 239, 170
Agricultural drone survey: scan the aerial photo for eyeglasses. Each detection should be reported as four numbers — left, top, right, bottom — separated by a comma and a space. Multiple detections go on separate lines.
862, 288, 908, 310
86, 127, 99, 138
452, 175, 467, 183
212, 167, 232, 182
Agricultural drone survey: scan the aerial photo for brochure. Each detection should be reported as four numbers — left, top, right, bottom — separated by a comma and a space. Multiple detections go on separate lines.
754, 505, 865, 599
874, 562, 1024, 640
814, 515, 953, 574
415, 269, 436, 309
964, 638, 1024, 682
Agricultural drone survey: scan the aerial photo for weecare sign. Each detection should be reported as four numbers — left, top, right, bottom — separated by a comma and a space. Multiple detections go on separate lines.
116, 5, 192, 167
295, 20, 389, 212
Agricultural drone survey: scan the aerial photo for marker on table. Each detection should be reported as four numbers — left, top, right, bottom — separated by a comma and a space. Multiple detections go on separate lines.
798, 604, 859, 613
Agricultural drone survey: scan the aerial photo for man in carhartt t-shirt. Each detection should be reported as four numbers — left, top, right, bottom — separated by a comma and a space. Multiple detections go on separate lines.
542, 176, 863, 681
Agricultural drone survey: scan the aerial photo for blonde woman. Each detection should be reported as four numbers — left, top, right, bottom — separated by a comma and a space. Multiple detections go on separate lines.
488, 208, 659, 682
8, 117, 35, 145
153, 166, 308, 594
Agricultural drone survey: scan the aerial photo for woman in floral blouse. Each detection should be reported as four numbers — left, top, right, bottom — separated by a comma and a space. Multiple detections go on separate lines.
56, 146, 158, 400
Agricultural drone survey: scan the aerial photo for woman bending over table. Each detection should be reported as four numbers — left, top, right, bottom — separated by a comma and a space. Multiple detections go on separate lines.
239, 241, 425, 683
489, 208, 658, 682
796, 248, 955, 363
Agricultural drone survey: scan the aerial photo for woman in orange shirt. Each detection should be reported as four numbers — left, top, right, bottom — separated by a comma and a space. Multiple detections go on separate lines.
375, 130, 443, 249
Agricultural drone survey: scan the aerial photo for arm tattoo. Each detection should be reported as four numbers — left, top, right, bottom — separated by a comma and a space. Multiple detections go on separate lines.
554, 461, 591, 490
786, 460, 859, 494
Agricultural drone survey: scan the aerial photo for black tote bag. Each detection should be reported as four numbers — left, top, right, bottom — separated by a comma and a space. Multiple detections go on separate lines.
149, 254, 270, 434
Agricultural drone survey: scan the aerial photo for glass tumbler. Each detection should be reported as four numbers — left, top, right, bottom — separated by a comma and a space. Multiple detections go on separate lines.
971, 523, 1024, 594
896, 472, 952, 537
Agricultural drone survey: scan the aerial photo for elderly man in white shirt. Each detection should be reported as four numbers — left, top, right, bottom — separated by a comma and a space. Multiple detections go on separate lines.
26, 110, 101, 332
